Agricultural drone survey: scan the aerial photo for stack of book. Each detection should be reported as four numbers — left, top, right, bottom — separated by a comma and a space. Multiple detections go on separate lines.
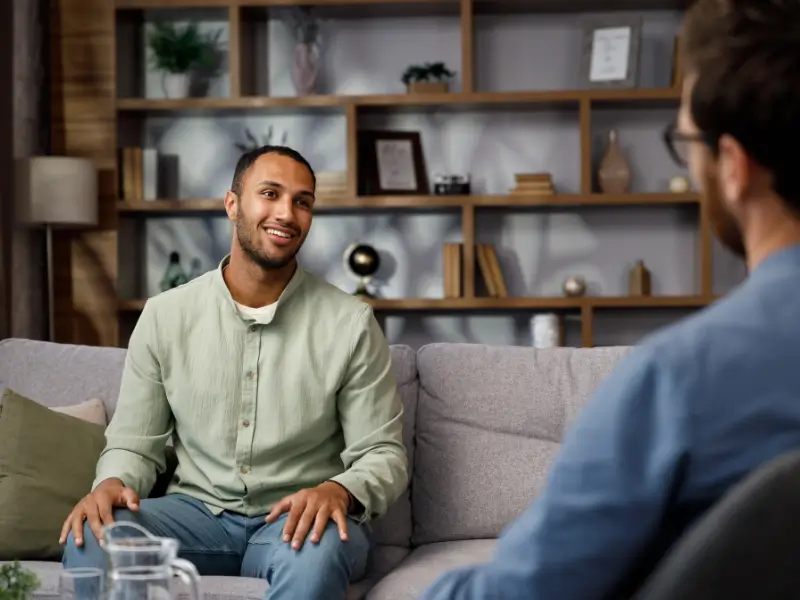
315, 172, 348, 199
510, 173, 555, 196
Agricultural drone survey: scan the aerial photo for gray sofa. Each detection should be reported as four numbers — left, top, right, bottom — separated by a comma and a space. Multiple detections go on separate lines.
0, 337, 631, 600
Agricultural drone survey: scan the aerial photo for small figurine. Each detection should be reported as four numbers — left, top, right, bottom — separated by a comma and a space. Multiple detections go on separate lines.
160, 251, 189, 292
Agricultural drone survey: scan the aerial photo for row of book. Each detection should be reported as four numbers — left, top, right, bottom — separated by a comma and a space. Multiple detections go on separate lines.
443, 242, 508, 298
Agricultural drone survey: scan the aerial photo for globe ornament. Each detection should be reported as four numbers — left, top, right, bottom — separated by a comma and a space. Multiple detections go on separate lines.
343, 243, 380, 298
562, 275, 587, 297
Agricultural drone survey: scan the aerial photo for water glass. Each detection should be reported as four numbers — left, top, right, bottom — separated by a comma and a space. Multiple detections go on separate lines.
60, 567, 104, 600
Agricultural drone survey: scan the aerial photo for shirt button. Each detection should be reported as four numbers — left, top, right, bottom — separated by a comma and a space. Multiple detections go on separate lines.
242, 419, 250, 428
240, 466, 250, 474
246, 371, 255, 379
249, 324, 257, 332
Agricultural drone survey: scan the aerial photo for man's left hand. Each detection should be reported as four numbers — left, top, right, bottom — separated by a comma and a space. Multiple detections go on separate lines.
265, 481, 352, 550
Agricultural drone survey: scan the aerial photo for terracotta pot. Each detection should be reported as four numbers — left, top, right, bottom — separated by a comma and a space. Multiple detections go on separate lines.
407, 81, 448, 94
291, 42, 320, 96
597, 129, 632, 194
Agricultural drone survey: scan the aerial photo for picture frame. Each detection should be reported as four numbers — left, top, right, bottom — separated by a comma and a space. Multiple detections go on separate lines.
580, 16, 642, 89
357, 130, 429, 196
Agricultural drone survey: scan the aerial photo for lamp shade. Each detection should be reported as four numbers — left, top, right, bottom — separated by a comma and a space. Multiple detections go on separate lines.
15, 156, 98, 227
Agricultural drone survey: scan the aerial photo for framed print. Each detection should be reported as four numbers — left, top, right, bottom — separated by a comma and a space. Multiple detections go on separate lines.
357, 130, 429, 195
581, 16, 642, 89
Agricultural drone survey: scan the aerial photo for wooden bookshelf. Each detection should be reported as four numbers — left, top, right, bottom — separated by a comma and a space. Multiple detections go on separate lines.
49, 0, 710, 349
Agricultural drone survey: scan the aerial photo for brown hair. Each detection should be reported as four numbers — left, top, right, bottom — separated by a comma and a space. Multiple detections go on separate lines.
681, 0, 800, 209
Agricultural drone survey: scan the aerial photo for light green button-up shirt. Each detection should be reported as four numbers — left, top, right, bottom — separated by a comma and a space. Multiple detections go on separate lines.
94, 256, 409, 522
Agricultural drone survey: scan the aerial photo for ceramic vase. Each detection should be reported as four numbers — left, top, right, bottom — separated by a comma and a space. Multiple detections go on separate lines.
598, 130, 632, 194
291, 42, 320, 95
162, 73, 191, 99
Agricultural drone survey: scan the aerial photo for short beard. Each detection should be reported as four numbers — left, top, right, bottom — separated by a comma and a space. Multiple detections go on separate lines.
235, 218, 297, 270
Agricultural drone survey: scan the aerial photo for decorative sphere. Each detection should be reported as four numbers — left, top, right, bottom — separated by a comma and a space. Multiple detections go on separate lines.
669, 175, 691, 194
346, 244, 380, 278
562, 275, 587, 297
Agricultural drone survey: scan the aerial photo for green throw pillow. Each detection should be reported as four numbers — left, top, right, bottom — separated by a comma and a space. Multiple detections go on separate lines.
0, 388, 108, 560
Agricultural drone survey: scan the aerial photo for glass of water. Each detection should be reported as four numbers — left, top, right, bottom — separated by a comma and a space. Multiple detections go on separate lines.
60, 567, 104, 600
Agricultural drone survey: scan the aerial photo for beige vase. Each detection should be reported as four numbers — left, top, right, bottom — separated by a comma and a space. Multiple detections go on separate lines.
598, 130, 632, 194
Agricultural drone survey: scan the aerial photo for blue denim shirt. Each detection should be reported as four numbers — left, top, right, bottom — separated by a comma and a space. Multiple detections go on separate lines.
421, 244, 800, 600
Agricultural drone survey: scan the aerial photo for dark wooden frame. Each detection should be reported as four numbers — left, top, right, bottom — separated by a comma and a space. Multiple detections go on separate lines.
357, 130, 429, 196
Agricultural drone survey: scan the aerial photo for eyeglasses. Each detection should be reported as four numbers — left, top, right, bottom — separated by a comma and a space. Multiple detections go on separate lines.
662, 121, 712, 168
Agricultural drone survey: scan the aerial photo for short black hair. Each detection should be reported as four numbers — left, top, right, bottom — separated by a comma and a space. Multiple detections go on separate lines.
682, 0, 800, 212
230, 145, 316, 196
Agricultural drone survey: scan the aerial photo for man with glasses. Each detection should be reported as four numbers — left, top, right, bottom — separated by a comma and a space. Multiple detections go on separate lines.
420, 1, 800, 598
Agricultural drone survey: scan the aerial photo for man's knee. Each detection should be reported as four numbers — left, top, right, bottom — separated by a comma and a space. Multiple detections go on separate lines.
271, 522, 369, 586
62, 508, 139, 569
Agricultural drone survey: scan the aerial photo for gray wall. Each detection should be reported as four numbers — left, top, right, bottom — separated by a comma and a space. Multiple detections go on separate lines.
118, 8, 747, 348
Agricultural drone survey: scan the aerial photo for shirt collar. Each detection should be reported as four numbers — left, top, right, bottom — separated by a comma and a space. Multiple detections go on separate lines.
212, 254, 306, 325
748, 242, 800, 284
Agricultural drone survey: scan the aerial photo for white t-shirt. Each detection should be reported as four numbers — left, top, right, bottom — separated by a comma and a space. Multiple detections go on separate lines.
234, 300, 277, 321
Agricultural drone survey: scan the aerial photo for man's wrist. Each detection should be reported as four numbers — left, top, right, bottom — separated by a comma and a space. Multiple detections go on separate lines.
325, 480, 355, 512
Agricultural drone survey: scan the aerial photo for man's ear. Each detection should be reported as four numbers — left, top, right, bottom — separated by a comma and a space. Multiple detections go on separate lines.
717, 133, 750, 210
223, 190, 238, 220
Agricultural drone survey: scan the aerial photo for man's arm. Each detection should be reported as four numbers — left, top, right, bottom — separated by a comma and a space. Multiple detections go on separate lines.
93, 300, 174, 497
330, 304, 409, 522
420, 346, 691, 600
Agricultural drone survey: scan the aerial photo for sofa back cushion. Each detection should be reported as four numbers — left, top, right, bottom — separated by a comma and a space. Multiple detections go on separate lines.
411, 342, 632, 546
370, 345, 418, 548
0, 338, 127, 416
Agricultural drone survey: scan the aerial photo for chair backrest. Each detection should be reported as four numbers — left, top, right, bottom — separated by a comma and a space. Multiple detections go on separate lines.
634, 450, 800, 600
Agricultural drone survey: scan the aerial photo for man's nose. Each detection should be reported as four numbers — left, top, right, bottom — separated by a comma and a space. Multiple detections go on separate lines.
273, 194, 297, 222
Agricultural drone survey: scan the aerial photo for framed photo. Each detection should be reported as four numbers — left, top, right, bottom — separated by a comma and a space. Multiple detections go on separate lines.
357, 130, 429, 195
580, 16, 642, 89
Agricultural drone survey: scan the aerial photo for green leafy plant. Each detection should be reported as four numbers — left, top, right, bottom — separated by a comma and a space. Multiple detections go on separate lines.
234, 126, 289, 153
147, 22, 223, 74
0, 561, 40, 600
401, 61, 456, 85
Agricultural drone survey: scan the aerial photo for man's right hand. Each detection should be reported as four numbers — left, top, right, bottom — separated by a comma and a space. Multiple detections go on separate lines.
59, 478, 140, 547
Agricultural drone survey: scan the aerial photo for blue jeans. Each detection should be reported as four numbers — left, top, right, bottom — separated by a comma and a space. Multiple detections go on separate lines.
62, 493, 373, 600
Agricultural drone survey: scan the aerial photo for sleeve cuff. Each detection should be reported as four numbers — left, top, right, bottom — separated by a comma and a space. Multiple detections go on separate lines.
330, 472, 371, 524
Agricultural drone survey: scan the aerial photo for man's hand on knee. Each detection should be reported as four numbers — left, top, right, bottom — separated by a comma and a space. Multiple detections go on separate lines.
265, 481, 353, 550
59, 478, 140, 547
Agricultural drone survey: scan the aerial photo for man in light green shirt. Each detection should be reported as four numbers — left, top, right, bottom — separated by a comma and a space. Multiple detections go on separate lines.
60, 146, 409, 599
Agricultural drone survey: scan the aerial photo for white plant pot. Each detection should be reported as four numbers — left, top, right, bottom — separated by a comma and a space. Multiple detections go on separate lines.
162, 73, 191, 99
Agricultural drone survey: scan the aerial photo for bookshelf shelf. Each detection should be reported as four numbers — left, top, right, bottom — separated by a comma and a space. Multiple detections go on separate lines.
115, 88, 682, 113
118, 295, 714, 313
116, 193, 700, 215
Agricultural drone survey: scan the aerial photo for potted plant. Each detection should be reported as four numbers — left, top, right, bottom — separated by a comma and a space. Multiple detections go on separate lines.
0, 561, 40, 600
285, 7, 322, 96
401, 61, 456, 94
147, 22, 223, 99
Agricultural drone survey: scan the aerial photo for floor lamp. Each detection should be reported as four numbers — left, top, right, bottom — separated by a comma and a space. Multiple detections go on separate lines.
15, 156, 98, 341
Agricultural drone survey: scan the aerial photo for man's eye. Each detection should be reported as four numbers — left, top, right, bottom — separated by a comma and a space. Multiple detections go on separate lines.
262, 190, 276, 198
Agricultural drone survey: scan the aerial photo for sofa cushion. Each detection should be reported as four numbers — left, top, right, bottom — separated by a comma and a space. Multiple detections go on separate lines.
411, 343, 631, 545
0, 389, 107, 560
366, 540, 496, 600
0, 339, 127, 418
370, 345, 418, 548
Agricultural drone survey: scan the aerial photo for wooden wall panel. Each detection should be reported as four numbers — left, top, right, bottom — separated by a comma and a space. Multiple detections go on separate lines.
50, 0, 118, 346
0, 0, 12, 339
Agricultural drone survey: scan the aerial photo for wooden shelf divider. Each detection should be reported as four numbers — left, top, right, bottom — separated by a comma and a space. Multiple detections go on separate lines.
227, 6, 243, 97
460, 0, 474, 94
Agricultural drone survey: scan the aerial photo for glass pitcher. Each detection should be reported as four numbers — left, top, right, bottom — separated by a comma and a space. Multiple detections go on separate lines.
100, 522, 200, 600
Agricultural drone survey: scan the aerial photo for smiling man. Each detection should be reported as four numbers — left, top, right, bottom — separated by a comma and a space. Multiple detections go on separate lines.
60, 146, 409, 600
